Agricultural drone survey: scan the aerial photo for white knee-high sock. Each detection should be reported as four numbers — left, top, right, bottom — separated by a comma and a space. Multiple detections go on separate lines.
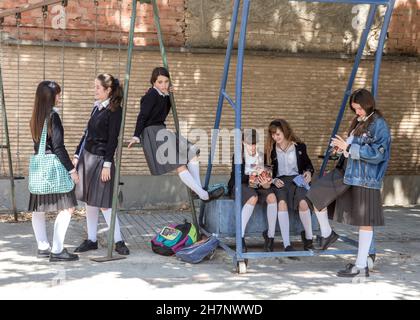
101, 208, 122, 243
31, 212, 50, 250
187, 161, 202, 188
299, 209, 313, 240
278, 211, 290, 248
315, 209, 332, 238
178, 170, 209, 200
241, 204, 255, 237
267, 203, 278, 238
51, 210, 72, 254
86, 205, 99, 242
355, 230, 374, 269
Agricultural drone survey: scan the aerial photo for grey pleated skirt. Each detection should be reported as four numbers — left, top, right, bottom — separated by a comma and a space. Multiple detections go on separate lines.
142, 125, 200, 176
306, 169, 384, 227
273, 175, 309, 211
75, 149, 115, 209
28, 189, 77, 213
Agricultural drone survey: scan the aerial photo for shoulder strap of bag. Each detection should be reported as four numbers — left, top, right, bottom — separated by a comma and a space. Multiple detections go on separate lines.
38, 118, 49, 156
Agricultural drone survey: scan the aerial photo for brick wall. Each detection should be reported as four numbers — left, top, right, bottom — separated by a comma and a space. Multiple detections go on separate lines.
0, 45, 418, 178
0, 0, 185, 47
0, 0, 419, 55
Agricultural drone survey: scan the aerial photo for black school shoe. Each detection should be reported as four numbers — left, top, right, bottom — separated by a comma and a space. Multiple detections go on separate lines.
285, 245, 300, 261
37, 248, 51, 258
115, 241, 130, 255
337, 263, 369, 278
49, 249, 79, 262
203, 187, 225, 203
74, 239, 98, 253
262, 230, 274, 252
300, 231, 314, 251
319, 230, 339, 250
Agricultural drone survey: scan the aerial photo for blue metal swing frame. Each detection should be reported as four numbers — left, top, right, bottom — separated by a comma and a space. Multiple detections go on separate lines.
202, 0, 396, 267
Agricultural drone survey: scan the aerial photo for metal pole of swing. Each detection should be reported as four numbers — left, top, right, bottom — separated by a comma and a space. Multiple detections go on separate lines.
92, 0, 138, 262
151, 0, 199, 232
0, 42, 18, 221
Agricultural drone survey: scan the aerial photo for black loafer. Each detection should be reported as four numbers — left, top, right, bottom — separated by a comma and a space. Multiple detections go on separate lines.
74, 239, 98, 253
37, 248, 51, 258
301, 231, 314, 251
337, 263, 369, 278
115, 241, 130, 255
203, 187, 225, 203
285, 245, 300, 261
262, 230, 274, 252
319, 230, 339, 250
49, 248, 79, 262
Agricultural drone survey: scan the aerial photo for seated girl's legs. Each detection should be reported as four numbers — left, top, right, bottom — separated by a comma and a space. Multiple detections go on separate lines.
242, 195, 258, 238
313, 205, 333, 238
187, 156, 202, 187
32, 212, 50, 251
355, 226, 373, 269
299, 199, 313, 240
51, 207, 74, 254
266, 194, 278, 239
100, 207, 123, 243
277, 200, 290, 248
177, 164, 209, 201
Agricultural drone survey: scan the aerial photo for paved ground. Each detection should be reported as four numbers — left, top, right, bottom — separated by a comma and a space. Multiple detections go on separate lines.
0, 206, 419, 300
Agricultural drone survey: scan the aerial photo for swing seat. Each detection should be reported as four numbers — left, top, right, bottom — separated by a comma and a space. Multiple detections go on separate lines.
203, 198, 319, 237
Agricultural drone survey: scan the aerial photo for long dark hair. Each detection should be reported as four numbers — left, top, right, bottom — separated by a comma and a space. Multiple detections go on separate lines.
96, 73, 123, 112
30, 81, 61, 143
265, 119, 302, 165
348, 89, 383, 136
150, 67, 170, 85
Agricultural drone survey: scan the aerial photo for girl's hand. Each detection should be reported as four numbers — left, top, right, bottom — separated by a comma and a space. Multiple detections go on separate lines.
303, 171, 312, 184
72, 158, 79, 167
128, 137, 139, 149
258, 175, 272, 189
101, 167, 111, 182
169, 86, 174, 93
331, 135, 348, 152
274, 178, 284, 189
71, 171, 79, 184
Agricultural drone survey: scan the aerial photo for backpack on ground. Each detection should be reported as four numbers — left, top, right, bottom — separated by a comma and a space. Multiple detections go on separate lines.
151, 220, 197, 256
175, 235, 219, 264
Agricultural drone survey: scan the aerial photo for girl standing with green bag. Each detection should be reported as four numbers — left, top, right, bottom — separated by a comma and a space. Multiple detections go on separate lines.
29, 81, 79, 262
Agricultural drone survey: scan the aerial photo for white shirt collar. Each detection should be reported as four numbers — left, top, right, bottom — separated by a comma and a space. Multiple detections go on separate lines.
153, 87, 169, 97
95, 98, 110, 111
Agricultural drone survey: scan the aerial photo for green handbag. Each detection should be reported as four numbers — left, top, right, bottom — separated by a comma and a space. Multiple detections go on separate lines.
29, 117, 74, 195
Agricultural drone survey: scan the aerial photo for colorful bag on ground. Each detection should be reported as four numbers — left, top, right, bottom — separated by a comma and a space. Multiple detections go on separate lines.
29, 117, 74, 195
175, 236, 219, 264
151, 221, 198, 256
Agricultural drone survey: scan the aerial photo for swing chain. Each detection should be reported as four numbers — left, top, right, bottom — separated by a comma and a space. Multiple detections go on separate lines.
15, 12, 22, 175
94, 0, 99, 77
42, 6, 48, 80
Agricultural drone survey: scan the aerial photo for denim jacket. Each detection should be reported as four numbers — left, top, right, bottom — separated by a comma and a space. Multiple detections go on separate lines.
345, 115, 391, 189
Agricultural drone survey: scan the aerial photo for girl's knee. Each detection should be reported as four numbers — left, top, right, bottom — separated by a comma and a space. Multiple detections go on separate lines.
299, 200, 309, 211
176, 165, 188, 174
267, 194, 277, 204
278, 200, 287, 211
247, 196, 258, 206
360, 226, 373, 232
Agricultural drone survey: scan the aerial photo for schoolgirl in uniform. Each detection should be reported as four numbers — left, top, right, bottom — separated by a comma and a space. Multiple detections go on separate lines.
265, 119, 315, 252
227, 129, 277, 252
128, 67, 224, 202
29, 81, 79, 262
306, 88, 391, 277
73, 74, 129, 255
